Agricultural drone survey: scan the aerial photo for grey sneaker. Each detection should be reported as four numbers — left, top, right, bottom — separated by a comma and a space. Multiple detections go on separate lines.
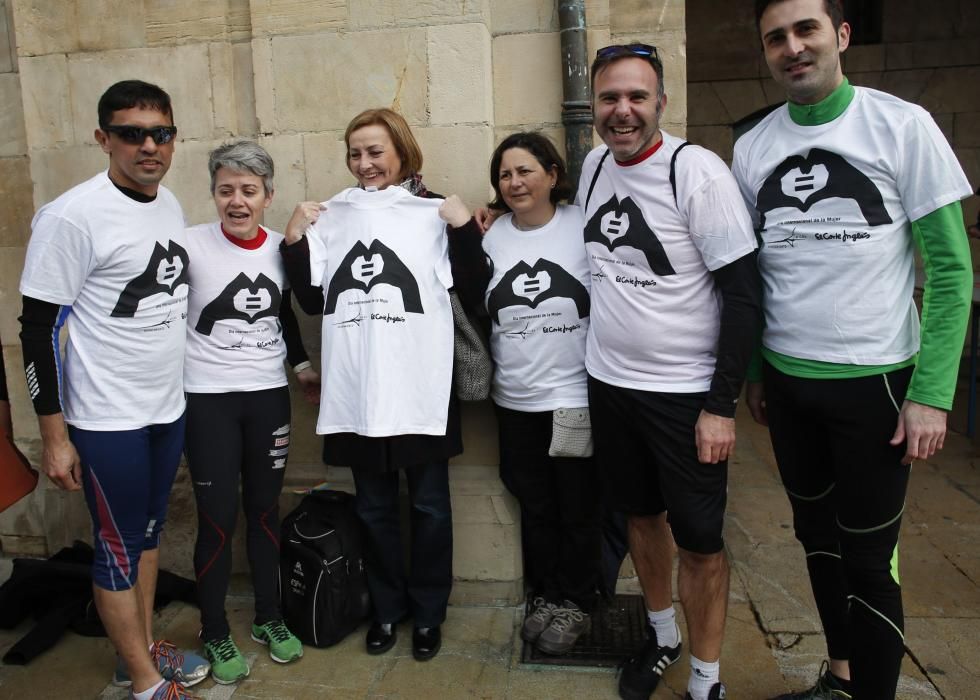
521, 596, 559, 642
535, 600, 591, 655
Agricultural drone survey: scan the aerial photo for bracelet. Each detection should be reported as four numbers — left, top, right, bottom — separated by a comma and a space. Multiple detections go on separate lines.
292, 361, 312, 375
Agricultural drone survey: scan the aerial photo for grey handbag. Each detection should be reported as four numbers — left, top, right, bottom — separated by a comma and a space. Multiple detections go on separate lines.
449, 290, 492, 401
548, 407, 594, 458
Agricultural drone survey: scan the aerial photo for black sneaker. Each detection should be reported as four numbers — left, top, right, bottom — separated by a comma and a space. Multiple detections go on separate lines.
771, 662, 852, 699
617, 623, 682, 700
685, 681, 726, 700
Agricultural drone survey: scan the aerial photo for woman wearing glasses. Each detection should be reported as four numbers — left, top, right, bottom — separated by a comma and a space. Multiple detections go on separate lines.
183, 140, 319, 684
281, 108, 481, 662
454, 132, 601, 655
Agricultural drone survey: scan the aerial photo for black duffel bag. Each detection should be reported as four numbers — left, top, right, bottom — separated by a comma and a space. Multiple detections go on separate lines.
280, 489, 371, 647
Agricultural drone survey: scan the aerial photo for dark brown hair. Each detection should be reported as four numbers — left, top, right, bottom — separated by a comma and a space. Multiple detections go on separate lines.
754, 0, 845, 33
98, 80, 173, 130
487, 132, 573, 212
590, 46, 665, 100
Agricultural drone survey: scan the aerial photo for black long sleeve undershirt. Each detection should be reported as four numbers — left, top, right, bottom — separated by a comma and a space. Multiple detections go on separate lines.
277, 288, 310, 368
0, 334, 8, 403
279, 236, 325, 315
18, 295, 63, 416
446, 218, 491, 313
705, 250, 763, 417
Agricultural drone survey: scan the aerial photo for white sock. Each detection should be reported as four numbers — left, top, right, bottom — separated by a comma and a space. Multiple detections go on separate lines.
132, 679, 165, 700
646, 607, 680, 648
688, 655, 720, 700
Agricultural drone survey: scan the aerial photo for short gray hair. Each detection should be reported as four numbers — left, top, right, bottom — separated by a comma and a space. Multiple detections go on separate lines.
208, 140, 275, 195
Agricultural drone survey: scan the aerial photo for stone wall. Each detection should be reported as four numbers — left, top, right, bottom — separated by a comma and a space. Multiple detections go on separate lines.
0, 0, 685, 600
687, 0, 980, 230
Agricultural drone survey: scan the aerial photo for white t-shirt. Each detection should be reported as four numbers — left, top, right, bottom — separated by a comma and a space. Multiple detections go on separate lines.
732, 87, 973, 364
184, 222, 290, 393
20, 171, 188, 430
577, 133, 757, 392
307, 186, 453, 437
483, 205, 591, 411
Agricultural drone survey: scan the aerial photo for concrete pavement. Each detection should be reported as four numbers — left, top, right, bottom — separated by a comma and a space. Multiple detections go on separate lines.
0, 407, 976, 699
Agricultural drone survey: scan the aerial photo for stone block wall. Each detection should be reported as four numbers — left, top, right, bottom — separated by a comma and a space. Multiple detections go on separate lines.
0, 0, 686, 601
686, 0, 980, 231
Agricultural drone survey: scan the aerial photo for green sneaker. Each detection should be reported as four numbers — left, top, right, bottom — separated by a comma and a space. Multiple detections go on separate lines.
251, 620, 304, 663
202, 635, 249, 685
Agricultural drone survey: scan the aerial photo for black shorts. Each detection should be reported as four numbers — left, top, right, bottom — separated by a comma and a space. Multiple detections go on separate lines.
588, 375, 727, 554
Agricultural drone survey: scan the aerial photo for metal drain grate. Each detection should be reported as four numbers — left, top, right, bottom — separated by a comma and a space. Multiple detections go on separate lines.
521, 593, 648, 667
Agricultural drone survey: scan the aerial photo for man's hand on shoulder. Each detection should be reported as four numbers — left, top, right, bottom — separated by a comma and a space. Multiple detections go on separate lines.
695, 410, 736, 464
38, 414, 82, 491
890, 400, 947, 465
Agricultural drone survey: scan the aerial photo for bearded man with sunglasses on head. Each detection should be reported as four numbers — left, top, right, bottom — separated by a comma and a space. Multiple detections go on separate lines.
19, 80, 208, 700
579, 45, 762, 700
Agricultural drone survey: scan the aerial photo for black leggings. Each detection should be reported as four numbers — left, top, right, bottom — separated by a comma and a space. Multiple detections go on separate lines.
186, 387, 291, 641
764, 362, 912, 700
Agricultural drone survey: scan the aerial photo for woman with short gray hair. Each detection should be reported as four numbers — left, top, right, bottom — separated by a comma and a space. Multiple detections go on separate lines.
183, 140, 319, 684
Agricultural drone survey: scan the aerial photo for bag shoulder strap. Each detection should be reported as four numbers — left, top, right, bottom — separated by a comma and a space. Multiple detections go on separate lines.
586, 141, 690, 211
584, 149, 611, 211
669, 141, 692, 207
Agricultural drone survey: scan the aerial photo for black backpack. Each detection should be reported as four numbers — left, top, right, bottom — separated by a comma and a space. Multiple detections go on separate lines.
279, 489, 371, 648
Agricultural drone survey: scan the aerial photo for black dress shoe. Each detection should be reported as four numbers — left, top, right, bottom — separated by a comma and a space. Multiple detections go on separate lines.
366, 621, 396, 655
412, 625, 441, 661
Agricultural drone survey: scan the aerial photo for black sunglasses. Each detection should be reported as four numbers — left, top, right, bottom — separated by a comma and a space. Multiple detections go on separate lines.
596, 43, 661, 63
103, 124, 178, 145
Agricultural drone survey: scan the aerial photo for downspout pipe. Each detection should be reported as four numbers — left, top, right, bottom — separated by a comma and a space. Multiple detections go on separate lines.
558, 0, 592, 189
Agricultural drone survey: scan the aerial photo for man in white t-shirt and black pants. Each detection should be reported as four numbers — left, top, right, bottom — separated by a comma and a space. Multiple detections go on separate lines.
579, 46, 762, 700
19, 81, 208, 700
733, 2, 973, 698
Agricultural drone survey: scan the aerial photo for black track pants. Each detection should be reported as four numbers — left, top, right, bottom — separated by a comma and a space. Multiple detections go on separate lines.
186, 387, 291, 641
495, 404, 601, 611
764, 362, 912, 700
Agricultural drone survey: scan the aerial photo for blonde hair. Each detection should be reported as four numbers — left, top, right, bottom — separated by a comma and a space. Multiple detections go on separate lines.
344, 108, 423, 178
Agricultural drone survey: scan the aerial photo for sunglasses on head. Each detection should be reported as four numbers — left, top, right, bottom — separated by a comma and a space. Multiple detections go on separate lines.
596, 43, 661, 62
103, 124, 178, 145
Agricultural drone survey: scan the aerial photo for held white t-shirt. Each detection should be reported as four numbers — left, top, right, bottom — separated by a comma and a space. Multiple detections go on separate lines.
577, 133, 757, 392
482, 205, 591, 411
184, 222, 290, 393
307, 186, 454, 437
732, 87, 973, 364
19, 171, 188, 430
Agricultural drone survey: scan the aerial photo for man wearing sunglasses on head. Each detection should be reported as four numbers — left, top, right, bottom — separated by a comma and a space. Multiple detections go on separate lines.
579, 44, 761, 700
19, 80, 208, 700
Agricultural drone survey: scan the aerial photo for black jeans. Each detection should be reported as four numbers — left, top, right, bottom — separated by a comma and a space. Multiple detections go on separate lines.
352, 460, 453, 628
495, 405, 601, 611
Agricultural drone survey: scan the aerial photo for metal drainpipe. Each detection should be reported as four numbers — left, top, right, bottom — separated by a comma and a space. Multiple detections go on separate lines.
558, 0, 592, 188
